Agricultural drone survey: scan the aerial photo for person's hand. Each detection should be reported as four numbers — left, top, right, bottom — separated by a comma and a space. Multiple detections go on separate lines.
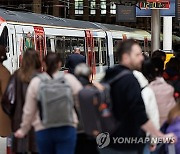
14, 129, 25, 138
149, 144, 156, 152
162, 133, 177, 144
92, 81, 105, 91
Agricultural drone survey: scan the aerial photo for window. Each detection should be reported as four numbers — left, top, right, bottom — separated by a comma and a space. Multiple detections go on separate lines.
100, 0, 106, 14
75, 0, 83, 14
110, 2, 116, 14
90, 0, 96, 15
46, 37, 51, 52
55, 36, 85, 66
113, 39, 122, 64
0, 26, 8, 49
94, 38, 107, 66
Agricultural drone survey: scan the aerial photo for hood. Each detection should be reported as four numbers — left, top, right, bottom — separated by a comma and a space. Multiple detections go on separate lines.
133, 70, 149, 88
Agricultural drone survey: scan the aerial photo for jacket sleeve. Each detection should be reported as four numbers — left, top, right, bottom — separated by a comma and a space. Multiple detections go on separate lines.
142, 87, 160, 130
20, 77, 40, 134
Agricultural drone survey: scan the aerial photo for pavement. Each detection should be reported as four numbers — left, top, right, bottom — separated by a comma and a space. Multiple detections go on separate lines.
0, 137, 6, 154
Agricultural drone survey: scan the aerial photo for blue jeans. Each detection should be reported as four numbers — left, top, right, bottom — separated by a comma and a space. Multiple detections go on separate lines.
35, 126, 76, 154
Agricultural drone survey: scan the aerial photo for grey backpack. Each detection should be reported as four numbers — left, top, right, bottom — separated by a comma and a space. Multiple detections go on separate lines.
37, 72, 74, 128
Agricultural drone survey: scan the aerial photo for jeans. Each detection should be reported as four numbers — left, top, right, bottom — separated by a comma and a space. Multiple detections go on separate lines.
35, 126, 76, 154
99, 147, 138, 154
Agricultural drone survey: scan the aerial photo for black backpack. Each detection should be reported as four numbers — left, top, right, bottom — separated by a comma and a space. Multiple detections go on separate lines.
78, 70, 131, 137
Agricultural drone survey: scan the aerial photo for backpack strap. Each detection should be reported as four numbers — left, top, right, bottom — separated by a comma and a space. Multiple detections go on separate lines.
38, 73, 51, 82
108, 70, 131, 85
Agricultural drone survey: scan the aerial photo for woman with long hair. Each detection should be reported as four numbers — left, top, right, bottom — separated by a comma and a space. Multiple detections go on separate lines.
3, 49, 41, 153
15, 52, 82, 154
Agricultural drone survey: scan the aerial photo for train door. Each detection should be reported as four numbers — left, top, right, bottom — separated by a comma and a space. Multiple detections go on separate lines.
85, 30, 96, 79
33, 26, 46, 64
8, 25, 18, 73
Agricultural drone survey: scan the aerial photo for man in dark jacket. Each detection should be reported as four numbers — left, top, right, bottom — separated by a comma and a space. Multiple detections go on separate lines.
65, 48, 86, 74
99, 39, 175, 154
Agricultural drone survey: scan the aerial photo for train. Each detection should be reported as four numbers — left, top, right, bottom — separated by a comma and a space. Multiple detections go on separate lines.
0, 8, 179, 80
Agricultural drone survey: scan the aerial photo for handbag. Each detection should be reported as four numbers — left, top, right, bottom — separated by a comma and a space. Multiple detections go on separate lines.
1, 73, 16, 116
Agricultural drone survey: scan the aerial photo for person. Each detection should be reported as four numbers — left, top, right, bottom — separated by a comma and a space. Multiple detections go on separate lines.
152, 50, 166, 62
100, 39, 175, 154
0, 45, 11, 137
74, 63, 99, 154
166, 101, 180, 154
15, 52, 83, 154
65, 48, 86, 74
133, 70, 160, 154
133, 70, 160, 130
2, 49, 41, 153
163, 57, 180, 100
142, 58, 176, 126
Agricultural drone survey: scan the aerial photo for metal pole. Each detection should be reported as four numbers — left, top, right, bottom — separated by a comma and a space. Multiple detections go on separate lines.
151, 9, 160, 53
163, 17, 172, 52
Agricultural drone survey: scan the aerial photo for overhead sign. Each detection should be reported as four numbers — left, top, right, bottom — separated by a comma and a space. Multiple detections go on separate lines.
136, 0, 175, 16
176, 0, 180, 21
116, 5, 136, 22
139, 1, 170, 9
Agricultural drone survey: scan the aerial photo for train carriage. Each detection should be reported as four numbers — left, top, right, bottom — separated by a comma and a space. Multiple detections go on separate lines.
0, 8, 156, 80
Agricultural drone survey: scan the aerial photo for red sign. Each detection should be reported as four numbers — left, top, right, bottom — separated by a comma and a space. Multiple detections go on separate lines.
139, 1, 170, 9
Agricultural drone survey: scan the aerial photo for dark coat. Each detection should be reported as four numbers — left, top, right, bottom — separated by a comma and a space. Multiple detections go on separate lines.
65, 53, 86, 74
0, 64, 11, 137
11, 70, 38, 153
103, 65, 148, 152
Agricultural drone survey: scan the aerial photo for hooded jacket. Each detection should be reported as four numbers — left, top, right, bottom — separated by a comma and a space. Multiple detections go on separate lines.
149, 77, 176, 126
103, 65, 148, 151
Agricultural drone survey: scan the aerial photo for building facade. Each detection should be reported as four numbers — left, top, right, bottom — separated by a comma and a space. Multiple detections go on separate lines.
0, 0, 179, 34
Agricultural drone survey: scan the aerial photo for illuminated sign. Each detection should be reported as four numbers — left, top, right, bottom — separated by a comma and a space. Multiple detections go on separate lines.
176, 0, 180, 21
139, 1, 170, 9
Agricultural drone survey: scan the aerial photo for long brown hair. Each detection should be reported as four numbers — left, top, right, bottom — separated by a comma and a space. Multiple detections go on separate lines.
168, 101, 180, 124
18, 49, 41, 82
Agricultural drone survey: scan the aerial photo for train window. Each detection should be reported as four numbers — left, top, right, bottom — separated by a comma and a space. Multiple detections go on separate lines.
65, 37, 71, 57
113, 39, 122, 64
78, 38, 85, 55
11, 34, 14, 55
94, 38, 107, 66
46, 37, 51, 52
55, 36, 65, 65
0, 26, 8, 49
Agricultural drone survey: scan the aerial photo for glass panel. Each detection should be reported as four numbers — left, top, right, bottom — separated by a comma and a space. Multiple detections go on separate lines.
23, 32, 35, 52
101, 39, 107, 65
94, 38, 107, 66
110, 3, 116, 14
113, 39, 122, 64
75, 0, 84, 15
46, 37, 51, 52
90, 0, 96, 15
101, 0, 106, 14
55, 36, 65, 65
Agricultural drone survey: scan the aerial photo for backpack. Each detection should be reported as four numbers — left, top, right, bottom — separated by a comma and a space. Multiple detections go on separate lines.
78, 70, 131, 137
37, 72, 74, 128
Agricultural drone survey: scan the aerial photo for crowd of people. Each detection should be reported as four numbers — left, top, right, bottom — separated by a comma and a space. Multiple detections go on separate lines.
0, 39, 179, 154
